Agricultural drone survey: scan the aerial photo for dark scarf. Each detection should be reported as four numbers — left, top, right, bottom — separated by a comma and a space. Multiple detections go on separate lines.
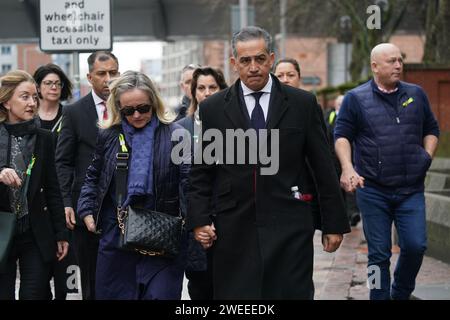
3, 119, 38, 164
0, 119, 38, 234
121, 117, 159, 209
0, 118, 38, 171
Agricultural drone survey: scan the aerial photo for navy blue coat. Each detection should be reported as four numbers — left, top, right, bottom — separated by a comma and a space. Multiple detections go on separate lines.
78, 123, 190, 223
77, 122, 190, 299
335, 80, 440, 194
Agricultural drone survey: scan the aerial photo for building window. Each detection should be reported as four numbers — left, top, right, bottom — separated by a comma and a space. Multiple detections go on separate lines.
1, 46, 11, 55
2, 64, 12, 73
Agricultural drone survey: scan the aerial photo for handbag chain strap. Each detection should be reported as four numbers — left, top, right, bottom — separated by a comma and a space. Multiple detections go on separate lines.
116, 133, 129, 236
114, 133, 181, 257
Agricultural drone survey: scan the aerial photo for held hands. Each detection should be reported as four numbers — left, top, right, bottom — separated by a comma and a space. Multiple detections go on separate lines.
83, 214, 96, 233
0, 168, 22, 188
56, 241, 69, 261
194, 223, 217, 249
340, 168, 365, 193
65, 207, 76, 230
322, 234, 343, 253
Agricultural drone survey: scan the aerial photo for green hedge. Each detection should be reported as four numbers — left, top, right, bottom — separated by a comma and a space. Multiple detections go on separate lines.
436, 131, 450, 158
316, 78, 371, 95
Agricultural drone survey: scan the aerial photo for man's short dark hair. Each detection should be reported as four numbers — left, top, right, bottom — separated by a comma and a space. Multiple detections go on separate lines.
231, 26, 272, 58
87, 51, 119, 72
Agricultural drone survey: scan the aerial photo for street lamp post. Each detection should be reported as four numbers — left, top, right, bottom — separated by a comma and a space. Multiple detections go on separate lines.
280, 0, 287, 58
72, 52, 81, 101
339, 15, 352, 83
239, 0, 248, 29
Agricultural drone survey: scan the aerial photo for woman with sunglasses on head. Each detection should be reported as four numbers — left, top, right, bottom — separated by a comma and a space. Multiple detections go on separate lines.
33, 64, 73, 134
176, 66, 227, 300
33, 63, 75, 300
77, 71, 189, 300
0, 70, 69, 299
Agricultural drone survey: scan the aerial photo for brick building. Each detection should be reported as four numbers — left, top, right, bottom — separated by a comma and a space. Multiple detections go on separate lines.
403, 65, 450, 132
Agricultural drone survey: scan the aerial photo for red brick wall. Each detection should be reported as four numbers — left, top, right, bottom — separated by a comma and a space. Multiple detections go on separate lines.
285, 37, 336, 91
403, 66, 450, 132
16, 44, 52, 75
390, 34, 425, 63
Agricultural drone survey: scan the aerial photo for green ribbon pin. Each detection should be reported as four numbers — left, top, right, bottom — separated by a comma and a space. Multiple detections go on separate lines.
26, 155, 36, 176
402, 97, 414, 108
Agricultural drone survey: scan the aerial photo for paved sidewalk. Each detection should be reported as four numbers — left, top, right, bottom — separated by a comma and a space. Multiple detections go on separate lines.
16, 222, 450, 300
313, 223, 450, 300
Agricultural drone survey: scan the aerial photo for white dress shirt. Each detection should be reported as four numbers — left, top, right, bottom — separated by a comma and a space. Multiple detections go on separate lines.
91, 90, 107, 124
241, 75, 273, 121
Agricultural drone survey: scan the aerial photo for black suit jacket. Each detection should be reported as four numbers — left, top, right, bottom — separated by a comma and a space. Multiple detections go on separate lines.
55, 93, 99, 225
0, 128, 68, 263
187, 75, 350, 299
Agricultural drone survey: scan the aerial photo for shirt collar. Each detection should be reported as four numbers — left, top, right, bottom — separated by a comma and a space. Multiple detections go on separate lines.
91, 90, 106, 105
373, 80, 399, 94
241, 74, 273, 96
377, 85, 399, 94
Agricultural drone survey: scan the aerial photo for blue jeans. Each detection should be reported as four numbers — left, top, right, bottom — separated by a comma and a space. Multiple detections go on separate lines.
356, 187, 427, 300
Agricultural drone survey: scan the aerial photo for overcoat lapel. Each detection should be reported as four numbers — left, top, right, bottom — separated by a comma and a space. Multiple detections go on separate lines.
266, 76, 290, 130
27, 134, 43, 204
224, 81, 251, 131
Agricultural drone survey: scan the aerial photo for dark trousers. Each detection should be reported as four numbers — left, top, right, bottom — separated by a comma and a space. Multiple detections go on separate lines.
185, 251, 213, 300
47, 234, 77, 300
0, 231, 51, 300
73, 226, 99, 300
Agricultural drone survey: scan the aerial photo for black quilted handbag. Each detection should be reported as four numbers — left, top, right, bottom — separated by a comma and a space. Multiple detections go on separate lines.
114, 134, 183, 258
117, 207, 183, 257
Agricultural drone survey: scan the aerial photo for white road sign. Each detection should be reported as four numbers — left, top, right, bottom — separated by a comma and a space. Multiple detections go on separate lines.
40, 0, 112, 52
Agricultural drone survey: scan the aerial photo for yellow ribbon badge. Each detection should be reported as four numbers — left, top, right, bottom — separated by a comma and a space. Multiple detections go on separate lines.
402, 97, 414, 108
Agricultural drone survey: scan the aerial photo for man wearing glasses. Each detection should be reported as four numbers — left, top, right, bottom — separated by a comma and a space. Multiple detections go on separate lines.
55, 51, 119, 300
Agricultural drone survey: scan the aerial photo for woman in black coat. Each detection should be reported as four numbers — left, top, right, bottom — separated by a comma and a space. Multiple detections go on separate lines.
0, 70, 69, 300
176, 67, 227, 300
34, 63, 73, 133
33, 63, 77, 300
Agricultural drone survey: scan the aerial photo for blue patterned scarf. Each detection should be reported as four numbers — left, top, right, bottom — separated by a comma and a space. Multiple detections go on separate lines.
121, 117, 159, 209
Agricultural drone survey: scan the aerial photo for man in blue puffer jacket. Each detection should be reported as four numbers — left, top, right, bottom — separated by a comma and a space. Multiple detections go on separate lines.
334, 43, 439, 300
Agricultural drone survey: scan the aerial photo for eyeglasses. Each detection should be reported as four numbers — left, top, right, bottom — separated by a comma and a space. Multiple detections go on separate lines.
120, 104, 152, 116
42, 80, 64, 88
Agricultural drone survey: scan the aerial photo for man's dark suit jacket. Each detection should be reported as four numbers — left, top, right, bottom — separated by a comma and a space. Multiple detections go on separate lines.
55, 93, 99, 225
187, 75, 350, 299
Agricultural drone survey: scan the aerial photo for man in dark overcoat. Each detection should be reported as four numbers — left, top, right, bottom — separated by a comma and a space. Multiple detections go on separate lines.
187, 26, 350, 299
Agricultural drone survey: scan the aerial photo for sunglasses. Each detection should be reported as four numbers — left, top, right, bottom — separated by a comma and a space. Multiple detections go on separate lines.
120, 104, 152, 116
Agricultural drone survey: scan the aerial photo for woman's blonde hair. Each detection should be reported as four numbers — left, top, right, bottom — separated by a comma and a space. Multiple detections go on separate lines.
101, 70, 175, 129
0, 70, 37, 123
